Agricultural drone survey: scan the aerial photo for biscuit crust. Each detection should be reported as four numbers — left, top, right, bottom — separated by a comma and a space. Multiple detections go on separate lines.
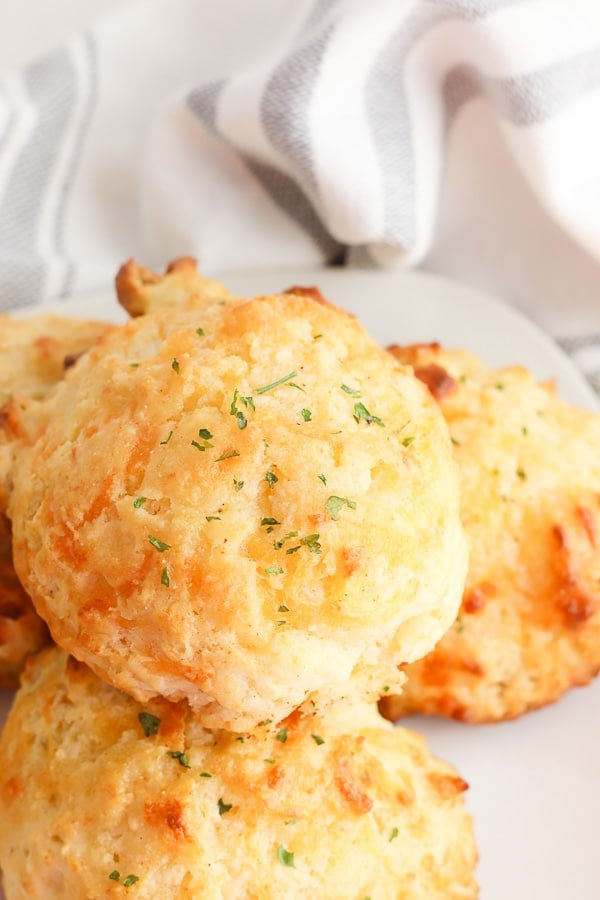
0, 647, 478, 899
9, 290, 466, 729
115, 257, 231, 317
381, 343, 600, 723
0, 313, 108, 686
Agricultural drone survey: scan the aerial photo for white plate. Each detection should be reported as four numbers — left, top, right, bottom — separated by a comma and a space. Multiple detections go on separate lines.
2, 268, 599, 900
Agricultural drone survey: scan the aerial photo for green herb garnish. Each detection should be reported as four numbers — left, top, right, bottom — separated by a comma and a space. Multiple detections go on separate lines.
265, 468, 278, 489
160, 430, 173, 445
218, 798, 233, 816
353, 401, 384, 427
325, 496, 357, 521
133, 497, 147, 508
192, 428, 214, 452
277, 844, 295, 867
230, 389, 248, 430
138, 712, 161, 737
341, 384, 361, 396
273, 531, 298, 550
109, 870, 121, 881
161, 567, 170, 587
276, 729, 288, 743
318, 473, 327, 485
256, 371, 298, 395
148, 535, 171, 552
171, 358, 180, 374
167, 750, 190, 768
311, 734, 325, 745
300, 533, 321, 554
301, 408, 312, 422
265, 565, 284, 575
389, 827, 399, 842
123, 875, 139, 888
216, 449, 240, 462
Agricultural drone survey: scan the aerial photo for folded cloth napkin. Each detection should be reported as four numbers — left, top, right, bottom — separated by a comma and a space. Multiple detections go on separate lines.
0, 0, 599, 393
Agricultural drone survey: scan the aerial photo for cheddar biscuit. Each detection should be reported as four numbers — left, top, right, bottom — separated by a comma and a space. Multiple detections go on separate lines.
0, 313, 108, 686
0, 647, 478, 900
381, 343, 600, 723
115, 257, 232, 318
9, 287, 466, 730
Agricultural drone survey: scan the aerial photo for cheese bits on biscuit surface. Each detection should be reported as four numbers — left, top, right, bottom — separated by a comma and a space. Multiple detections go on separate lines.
9, 275, 467, 730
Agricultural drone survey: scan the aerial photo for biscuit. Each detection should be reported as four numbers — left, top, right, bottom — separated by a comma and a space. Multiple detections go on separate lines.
0, 313, 108, 686
0, 647, 478, 899
381, 343, 600, 723
9, 287, 467, 730
115, 257, 232, 317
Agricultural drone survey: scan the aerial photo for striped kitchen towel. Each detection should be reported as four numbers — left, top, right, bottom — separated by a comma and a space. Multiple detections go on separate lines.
0, 0, 599, 393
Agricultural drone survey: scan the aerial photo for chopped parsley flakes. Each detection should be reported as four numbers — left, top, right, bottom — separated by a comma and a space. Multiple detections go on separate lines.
161, 567, 170, 587
256, 371, 298, 395
325, 495, 357, 521
265, 468, 278, 489
230, 389, 248, 430
265, 565, 284, 575
171, 358, 180, 374
300, 408, 312, 422
353, 401, 384, 427
276, 729, 288, 743
138, 712, 161, 737
167, 750, 190, 768
341, 384, 361, 397
192, 428, 214, 452
277, 844, 295, 868
311, 734, 325, 745
389, 827, 399, 842
133, 497, 147, 508
148, 535, 171, 552
300, 533, 321, 554
109, 872, 139, 887
216, 449, 240, 462
218, 798, 233, 816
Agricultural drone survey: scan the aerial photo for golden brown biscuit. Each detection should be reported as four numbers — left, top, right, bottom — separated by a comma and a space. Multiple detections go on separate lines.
0, 647, 478, 899
115, 257, 232, 317
0, 313, 108, 686
9, 288, 466, 730
381, 343, 600, 723
0, 312, 109, 403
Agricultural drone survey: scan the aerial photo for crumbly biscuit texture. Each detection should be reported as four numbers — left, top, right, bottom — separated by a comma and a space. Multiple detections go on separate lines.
0, 515, 48, 688
0, 313, 107, 684
0, 313, 109, 403
0, 647, 478, 900
115, 257, 232, 317
10, 291, 466, 729
381, 343, 600, 723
